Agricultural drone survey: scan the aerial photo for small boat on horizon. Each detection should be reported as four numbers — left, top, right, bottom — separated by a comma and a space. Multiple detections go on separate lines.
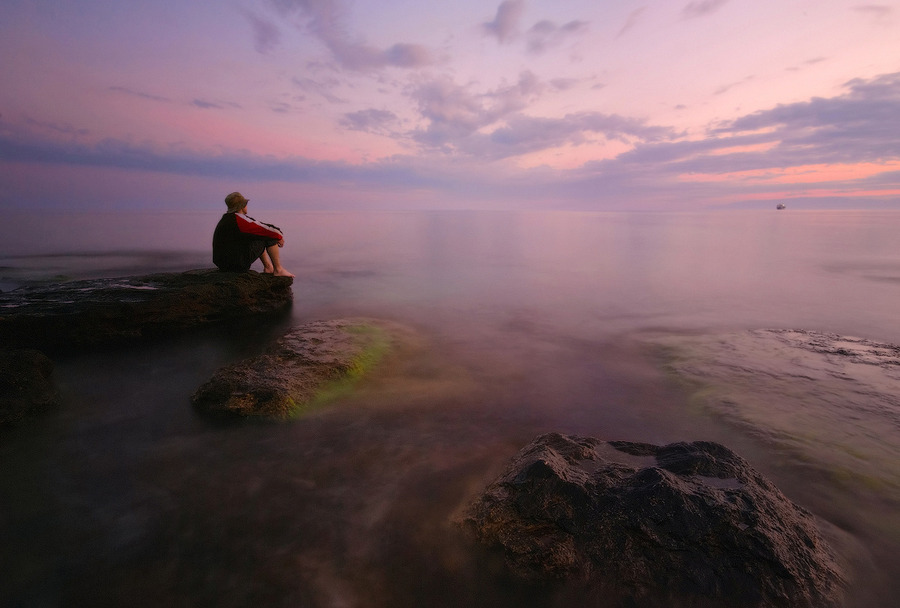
776, 203, 786, 210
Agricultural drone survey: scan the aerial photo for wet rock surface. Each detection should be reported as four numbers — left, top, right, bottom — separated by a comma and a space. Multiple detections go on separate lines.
0, 269, 292, 351
461, 432, 845, 608
0, 349, 59, 427
191, 318, 393, 421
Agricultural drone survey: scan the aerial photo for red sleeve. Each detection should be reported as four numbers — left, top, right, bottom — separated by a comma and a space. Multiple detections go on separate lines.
234, 213, 284, 240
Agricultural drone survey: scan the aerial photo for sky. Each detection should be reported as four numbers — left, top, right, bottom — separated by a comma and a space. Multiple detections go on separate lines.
1, 0, 899, 211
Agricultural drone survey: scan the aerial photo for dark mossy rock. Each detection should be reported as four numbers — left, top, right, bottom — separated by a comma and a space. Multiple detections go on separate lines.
191, 318, 395, 421
0, 269, 292, 351
461, 432, 845, 608
0, 349, 60, 427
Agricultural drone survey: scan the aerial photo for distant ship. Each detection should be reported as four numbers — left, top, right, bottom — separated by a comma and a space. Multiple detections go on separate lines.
776, 203, 786, 210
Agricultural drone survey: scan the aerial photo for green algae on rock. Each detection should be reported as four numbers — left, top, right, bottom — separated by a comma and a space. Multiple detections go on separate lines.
190, 319, 394, 421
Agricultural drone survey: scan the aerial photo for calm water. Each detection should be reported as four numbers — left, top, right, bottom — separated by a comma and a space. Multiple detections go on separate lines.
2, 209, 899, 606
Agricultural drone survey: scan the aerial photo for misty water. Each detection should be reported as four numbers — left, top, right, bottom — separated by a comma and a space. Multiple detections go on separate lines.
2, 209, 900, 606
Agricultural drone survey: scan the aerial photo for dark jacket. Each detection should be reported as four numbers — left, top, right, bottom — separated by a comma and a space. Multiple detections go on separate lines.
212, 212, 284, 271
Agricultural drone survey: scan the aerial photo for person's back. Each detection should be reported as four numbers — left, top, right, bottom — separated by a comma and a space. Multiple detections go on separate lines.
212, 212, 248, 271
212, 192, 293, 277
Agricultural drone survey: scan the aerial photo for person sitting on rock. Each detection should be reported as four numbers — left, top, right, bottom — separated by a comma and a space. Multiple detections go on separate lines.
213, 192, 294, 277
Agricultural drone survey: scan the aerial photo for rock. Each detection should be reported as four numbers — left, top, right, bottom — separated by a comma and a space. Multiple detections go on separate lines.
461, 432, 845, 608
0, 349, 60, 427
0, 269, 292, 351
191, 318, 392, 421
645, 329, 900, 505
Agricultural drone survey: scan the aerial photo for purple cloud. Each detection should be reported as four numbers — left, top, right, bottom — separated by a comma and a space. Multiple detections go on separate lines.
550, 78, 579, 91
339, 109, 399, 133
191, 99, 242, 110
713, 71, 900, 165
407, 70, 674, 159
266, 0, 433, 71
526, 19, 589, 54
483, 0, 526, 44
244, 11, 281, 54
713, 75, 755, 96
291, 76, 347, 104
682, 0, 729, 19
109, 86, 172, 104
468, 112, 675, 159
786, 57, 828, 73
410, 72, 544, 148
580, 70, 900, 195
853, 5, 892, 20
617, 7, 647, 38
4, 71, 899, 210
191, 99, 223, 110
20, 116, 91, 138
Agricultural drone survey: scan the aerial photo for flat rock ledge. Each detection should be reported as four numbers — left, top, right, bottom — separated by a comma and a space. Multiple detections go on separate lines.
0, 349, 60, 427
0, 269, 292, 351
461, 432, 845, 608
191, 318, 392, 421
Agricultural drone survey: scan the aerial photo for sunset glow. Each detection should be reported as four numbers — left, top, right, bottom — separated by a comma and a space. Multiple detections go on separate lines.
1, 1, 898, 210
679, 161, 900, 185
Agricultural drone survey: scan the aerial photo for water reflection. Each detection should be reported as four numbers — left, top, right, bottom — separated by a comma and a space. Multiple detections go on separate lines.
3, 210, 900, 606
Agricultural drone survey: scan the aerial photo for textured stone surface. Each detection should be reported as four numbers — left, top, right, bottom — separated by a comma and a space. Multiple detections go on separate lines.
461, 432, 845, 608
0, 349, 59, 427
0, 269, 292, 351
191, 318, 393, 421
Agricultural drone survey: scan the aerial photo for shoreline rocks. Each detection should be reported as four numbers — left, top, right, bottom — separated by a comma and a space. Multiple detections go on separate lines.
191, 318, 393, 421
461, 432, 845, 607
0, 269, 293, 352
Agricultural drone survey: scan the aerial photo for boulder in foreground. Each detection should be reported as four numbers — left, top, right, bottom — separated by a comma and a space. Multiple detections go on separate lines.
0, 269, 292, 351
461, 432, 845, 608
191, 318, 392, 421
0, 349, 60, 427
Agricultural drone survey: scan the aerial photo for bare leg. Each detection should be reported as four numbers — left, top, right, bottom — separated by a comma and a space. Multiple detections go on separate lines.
259, 250, 275, 273
265, 243, 294, 277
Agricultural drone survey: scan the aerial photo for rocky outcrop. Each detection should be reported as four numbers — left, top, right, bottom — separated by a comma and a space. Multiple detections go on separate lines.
191, 318, 392, 421
0, 269, 292, 351
461, 432, 845, 608
0, 349, 60, 427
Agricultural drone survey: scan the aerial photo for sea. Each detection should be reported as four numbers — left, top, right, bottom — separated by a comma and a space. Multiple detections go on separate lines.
2, 208, 899, 607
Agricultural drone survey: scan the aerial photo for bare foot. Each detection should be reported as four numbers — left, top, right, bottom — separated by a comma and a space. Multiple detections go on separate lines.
273, 268, 295, 278
262, 267, 275, 274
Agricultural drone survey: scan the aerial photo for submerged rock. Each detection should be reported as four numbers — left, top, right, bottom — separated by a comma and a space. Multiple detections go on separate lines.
461, 432, 845, 608
0, 349, 60, 427
191, 318, 393, 421
0, 269, 292, 351
646, 328, 900, 506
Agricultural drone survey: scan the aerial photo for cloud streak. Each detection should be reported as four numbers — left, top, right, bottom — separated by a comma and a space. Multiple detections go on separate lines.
853, 5, 893, 20
109, 86, 172, 104
714, 72, 900, 166
682, 0, 729, 19
339, 109, 399, 133
617, 7, 647, 38
4, 71, 899, 208
266, 0, 433, 70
